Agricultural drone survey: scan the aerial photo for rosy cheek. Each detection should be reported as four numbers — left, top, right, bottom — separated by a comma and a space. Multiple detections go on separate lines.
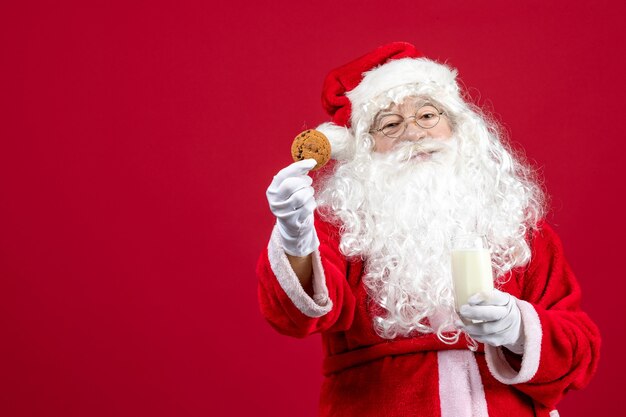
432, 123, 452, 140
374, 138, 394, 153
441, 120, 453, 137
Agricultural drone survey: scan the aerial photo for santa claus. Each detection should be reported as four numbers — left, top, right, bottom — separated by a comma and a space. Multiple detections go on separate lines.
257, 42, 600, 417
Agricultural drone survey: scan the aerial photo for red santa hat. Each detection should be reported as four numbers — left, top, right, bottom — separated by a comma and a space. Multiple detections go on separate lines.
315, 42, 460, 160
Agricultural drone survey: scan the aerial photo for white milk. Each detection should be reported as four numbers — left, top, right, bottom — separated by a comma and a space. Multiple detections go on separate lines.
451, 248, 494, 311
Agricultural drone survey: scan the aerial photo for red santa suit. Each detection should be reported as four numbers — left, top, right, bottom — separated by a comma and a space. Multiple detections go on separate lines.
256, 214, 600, 417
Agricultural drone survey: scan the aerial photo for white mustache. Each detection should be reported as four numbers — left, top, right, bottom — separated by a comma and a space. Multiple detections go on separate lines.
390, 139, 452, 162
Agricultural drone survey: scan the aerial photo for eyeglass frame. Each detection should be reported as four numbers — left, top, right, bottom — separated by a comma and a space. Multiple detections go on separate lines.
370, 104, 446, 139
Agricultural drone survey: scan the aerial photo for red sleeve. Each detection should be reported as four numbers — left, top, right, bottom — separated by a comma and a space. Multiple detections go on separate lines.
486, 222, 601, 409
256, 214, 357, 338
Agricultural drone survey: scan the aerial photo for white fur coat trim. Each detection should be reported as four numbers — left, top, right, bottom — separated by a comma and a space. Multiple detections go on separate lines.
267, 224, 333, 318
438, 350, 489, 417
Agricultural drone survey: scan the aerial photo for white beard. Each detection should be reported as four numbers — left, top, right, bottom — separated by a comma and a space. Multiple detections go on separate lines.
317, 134, 543, 342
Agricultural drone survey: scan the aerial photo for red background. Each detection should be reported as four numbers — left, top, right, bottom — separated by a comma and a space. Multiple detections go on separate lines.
1, 1, 625, 416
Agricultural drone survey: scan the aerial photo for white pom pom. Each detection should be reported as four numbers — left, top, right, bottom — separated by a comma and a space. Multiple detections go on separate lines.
315, 122, 354, 161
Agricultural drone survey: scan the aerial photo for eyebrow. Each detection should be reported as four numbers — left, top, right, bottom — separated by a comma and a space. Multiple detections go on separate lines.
375, 101, 436, 121
376, 111, 402, 119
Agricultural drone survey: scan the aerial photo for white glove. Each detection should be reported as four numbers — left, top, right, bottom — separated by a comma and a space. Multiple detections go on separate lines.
457, 289, 525, 354
266, 159, 319, 257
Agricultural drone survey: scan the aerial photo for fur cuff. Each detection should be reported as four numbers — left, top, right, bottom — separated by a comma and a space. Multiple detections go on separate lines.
267, 225, 333, 318
484, 299, 542, 384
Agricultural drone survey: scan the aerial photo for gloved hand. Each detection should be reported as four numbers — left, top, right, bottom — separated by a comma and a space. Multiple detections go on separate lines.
266, 159, 319, 257
457, 289, 525, 354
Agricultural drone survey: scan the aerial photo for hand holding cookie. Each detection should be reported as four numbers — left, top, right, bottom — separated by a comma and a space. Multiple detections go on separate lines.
266, 159, 320, 257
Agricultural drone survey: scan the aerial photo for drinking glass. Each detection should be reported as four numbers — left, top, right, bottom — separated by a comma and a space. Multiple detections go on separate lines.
450, 234, 494, 312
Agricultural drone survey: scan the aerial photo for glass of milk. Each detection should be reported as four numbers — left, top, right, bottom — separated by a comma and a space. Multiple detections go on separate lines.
450, 234, 494, 312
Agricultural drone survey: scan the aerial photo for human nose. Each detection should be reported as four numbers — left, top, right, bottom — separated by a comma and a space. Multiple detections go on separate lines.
400, 118, 427, 141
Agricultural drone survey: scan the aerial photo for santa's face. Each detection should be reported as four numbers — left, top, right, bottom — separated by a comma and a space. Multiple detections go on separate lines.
370, 96, 453, 154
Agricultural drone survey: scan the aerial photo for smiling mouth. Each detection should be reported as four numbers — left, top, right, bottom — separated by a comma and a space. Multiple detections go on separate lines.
409, 149, 438, 161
